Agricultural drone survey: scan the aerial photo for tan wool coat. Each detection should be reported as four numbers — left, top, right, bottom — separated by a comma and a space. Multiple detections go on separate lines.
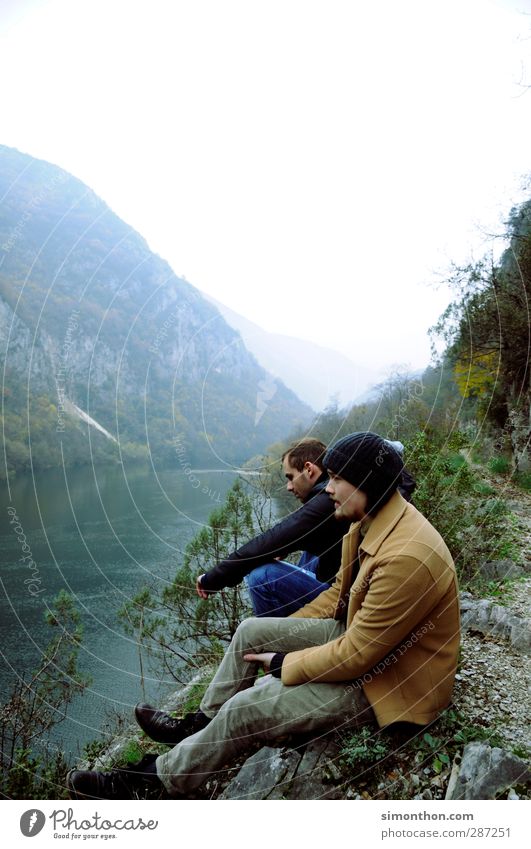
284, 492, 461, 727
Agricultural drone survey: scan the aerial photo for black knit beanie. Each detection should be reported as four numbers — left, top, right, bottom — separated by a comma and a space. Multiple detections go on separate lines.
323, 432, 404, 515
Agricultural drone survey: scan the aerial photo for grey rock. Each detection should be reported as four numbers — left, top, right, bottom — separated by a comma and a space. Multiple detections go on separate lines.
481, 560, 526, 581
219, 747, 301, 800
445, 758, 461, 800
445, 743, 531, 800
459, 593, 531, 655
284, 737, 344, 800
221, 736, 346, 800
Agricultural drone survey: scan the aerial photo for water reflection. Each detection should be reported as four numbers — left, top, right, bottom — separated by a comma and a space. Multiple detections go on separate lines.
0, 462, 240, 758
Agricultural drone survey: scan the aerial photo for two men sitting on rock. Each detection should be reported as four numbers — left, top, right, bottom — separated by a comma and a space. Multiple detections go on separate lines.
198, 436, 415, 618
68, 431, 460, 799
197, 437, 351, 617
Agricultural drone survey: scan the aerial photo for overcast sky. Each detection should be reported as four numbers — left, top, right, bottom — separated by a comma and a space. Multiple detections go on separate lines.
1, 0, 530, 375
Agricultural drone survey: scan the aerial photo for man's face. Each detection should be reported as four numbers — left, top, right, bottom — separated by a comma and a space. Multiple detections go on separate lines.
282, 456, 316, 502
325, 471, 368, 521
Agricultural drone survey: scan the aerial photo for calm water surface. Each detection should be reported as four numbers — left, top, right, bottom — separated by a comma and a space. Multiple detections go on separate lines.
0, 462, 242, 760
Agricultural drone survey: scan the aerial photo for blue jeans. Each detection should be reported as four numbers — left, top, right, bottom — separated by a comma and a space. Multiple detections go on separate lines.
244, 552, 331, 617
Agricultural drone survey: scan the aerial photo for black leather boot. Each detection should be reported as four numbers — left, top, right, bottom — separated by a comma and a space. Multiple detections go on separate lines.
134, 703, 211, 746
67, 754, 164, 800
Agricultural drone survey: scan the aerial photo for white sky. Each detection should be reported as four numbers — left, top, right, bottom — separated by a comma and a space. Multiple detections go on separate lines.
0, 0, 530, 374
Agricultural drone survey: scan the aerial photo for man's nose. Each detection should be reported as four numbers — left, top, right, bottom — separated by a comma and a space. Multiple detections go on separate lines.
286, 481, 294, 490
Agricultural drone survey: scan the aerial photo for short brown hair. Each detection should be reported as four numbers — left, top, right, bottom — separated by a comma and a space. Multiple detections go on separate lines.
281, 438, 327, 472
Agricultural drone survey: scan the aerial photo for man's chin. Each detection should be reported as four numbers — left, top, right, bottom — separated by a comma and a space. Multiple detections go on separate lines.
335, 504, 355, 521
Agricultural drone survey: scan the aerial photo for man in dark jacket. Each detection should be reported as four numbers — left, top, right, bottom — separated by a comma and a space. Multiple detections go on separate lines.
197, 438, 350, 618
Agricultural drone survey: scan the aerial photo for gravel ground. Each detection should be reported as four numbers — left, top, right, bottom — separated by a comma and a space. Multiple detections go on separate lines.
453, 481, 530, 754
453, 629, 530, 753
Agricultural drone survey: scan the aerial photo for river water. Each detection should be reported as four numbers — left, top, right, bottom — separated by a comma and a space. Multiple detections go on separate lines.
0, 462, 245, 762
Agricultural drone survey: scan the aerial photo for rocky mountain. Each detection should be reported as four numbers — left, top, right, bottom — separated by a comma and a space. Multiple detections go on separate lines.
205, 294, 382, 410
0, 145, 313, 477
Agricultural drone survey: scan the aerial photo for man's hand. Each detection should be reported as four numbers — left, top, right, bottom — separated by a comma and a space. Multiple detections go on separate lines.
243, 652, 275, 672
196, 574, 210, 599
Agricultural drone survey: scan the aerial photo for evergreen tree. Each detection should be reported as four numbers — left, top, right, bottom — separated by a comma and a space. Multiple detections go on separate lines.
119, 480, 254, 683
0, 591, 91, 799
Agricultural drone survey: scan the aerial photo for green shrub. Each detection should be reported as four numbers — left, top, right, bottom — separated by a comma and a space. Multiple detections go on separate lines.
514, 470, 531, 492
2, 747, 70, 800
180, 678, 213, 715
1, 592, 91, 799
404, 431, 520, 588
116, 740, 144, 766
340, 726, 390, 769
82, 739, 108, 768
118, 480, 254, 682
488, 456, 511, 475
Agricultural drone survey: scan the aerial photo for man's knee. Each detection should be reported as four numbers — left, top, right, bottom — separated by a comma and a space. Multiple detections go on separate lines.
231, 613, 284, 651
245, 563, 276, 591
232, 614, 272, 647
234, 616, 258, 640
218, 678, 282, 733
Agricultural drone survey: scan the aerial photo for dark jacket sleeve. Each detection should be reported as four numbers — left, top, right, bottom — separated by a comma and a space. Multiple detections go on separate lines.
270, 653, 286, 678
200, 492, 336, 592
398, 468, 416, 502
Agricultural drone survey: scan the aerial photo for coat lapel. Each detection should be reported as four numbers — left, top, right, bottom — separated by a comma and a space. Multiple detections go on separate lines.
336, 522, 361, 618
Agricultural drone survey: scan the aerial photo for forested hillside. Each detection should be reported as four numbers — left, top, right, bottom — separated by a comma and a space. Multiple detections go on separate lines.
0, 145, 313, 477
278, 194, 530, 478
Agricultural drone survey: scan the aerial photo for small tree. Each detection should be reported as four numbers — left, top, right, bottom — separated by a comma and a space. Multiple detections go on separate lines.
0, 591, 92, 799
119, 479, 255, 684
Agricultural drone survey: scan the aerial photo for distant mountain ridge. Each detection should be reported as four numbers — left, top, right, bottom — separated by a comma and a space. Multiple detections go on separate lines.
204, 295, 382, 411
0, 145, 313, 477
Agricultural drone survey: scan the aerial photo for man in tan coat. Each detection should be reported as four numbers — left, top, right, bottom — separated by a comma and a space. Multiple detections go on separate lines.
68, 432, 460, 799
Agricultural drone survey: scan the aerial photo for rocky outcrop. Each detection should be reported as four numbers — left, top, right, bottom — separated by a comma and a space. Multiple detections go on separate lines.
479, 559, 527, 581
220, 736, 344, 800
446, 743, 531, 800
460, 592, 531, 655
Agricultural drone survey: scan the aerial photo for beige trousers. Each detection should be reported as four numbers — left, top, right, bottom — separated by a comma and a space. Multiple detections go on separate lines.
156, 616, 375, 797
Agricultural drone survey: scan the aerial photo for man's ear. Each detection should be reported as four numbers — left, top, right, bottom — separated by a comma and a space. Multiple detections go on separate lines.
305, 461, 317, 478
